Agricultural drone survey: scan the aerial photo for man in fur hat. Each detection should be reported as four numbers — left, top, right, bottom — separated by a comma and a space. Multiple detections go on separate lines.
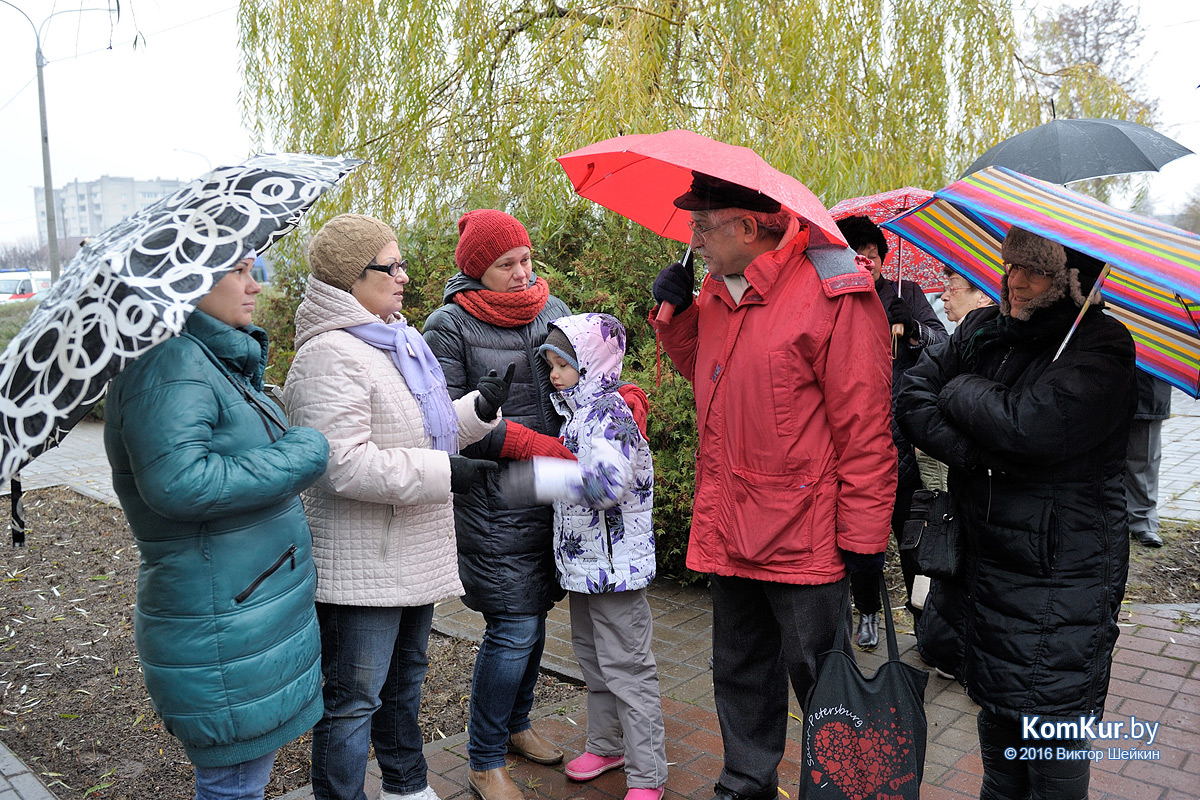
896, 227, 1137, 799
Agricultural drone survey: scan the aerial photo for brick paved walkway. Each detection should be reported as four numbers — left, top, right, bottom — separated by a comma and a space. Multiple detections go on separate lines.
273, 588, 1200, 800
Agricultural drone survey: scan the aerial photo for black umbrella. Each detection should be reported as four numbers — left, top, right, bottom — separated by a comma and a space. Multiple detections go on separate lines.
962, 118, 1193, 184
0, 152, 362, 499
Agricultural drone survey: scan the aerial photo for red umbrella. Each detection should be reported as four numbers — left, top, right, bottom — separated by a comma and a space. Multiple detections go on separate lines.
829, 187, 945, 291
557, 129, 847, 249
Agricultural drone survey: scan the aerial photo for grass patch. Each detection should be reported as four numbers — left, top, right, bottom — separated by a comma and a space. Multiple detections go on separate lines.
0, 300, 35, 350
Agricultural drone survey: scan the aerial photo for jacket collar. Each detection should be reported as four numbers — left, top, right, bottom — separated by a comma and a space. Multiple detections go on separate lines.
182, 310, 268, 388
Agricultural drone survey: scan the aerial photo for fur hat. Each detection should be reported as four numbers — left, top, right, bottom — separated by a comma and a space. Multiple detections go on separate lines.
1001, 227, 1067, 276
538, 325, 578, 371
836, 214, 889, 260
455, 209, 532, 281
308, 214, 396, 291
999, 227, 1087, 319
673, 171, 782, 213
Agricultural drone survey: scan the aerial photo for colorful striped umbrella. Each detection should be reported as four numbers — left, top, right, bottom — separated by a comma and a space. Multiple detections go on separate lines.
882, 166, 1200, 397
829, 187, 945, 291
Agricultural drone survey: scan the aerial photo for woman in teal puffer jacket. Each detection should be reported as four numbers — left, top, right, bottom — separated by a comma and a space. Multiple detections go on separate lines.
103, 255, 330, 800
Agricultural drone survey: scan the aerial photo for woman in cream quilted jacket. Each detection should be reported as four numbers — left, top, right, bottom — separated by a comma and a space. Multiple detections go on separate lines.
283, 214, 509, 800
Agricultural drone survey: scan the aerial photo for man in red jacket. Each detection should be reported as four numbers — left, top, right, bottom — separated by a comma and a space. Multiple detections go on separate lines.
652, 172, 896, 800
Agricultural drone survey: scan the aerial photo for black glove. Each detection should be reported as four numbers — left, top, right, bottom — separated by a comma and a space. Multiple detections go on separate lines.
841, 549, 886, 574
652, 259, 695, 314
449, 454, 499, 494
885, 295, 916, 340
474, 362, 516, 421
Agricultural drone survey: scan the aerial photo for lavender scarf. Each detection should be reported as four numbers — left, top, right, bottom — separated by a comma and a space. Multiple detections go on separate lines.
345, 319, 459, 453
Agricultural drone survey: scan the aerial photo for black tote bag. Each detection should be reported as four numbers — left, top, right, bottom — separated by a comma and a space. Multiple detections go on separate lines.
801, 576, 929, 800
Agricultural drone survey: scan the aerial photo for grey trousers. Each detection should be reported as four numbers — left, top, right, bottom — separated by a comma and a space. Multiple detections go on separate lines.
569, 589, 668, 788
1125, 418, 1164, 536
710, 575, 851, 797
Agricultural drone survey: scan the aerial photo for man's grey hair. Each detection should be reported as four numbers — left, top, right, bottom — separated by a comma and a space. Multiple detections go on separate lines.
710, 207, 794, 240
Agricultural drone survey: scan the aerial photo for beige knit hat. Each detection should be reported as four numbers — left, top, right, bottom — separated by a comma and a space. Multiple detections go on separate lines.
308, 214, 396, 291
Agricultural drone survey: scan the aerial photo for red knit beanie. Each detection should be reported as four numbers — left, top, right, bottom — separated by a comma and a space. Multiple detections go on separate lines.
455, 209, 532, 280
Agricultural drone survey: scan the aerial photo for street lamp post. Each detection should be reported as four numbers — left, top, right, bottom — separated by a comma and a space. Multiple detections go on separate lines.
1, 1, 117, 283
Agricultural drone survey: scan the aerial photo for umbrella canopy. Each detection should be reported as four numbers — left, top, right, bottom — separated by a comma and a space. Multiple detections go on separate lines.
0, 152, 362, 483
828, 187, 945, 291
556, 129, 846, 248
882, 166, 1200, 397
962, 118, 1194, 184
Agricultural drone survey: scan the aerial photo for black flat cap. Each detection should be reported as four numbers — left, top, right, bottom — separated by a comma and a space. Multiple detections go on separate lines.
673, 171, 783, 213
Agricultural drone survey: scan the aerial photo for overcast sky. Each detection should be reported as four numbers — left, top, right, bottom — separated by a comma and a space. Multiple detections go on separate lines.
0, 1, 1197, 246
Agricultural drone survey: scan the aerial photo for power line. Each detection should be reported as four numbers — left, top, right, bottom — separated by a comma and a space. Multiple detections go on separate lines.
0, 75, 35, 115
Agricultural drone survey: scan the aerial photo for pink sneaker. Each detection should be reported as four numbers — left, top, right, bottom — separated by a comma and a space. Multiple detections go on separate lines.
565, 752, 626, 781
625, 788, 665, 800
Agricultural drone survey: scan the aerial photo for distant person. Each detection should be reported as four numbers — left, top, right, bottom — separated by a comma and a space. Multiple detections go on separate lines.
836, 214, 947, 648
104, 254, 329, 800
940, 265, 995, 326
1127, 371, 1172, 548
912, 263, 996, 675
284, 213, 504, 800
897, 228, 1137, 800
506, 313, 667, 800
651, 172, 895, 800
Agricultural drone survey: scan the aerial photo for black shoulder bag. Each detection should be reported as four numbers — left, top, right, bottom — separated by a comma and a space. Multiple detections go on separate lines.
899, 488, 962, 580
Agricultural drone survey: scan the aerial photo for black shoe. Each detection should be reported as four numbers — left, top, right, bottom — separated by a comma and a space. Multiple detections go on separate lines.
1132, 529, 1164, 548
854, 612, 880, 651
713, 783, 778, 800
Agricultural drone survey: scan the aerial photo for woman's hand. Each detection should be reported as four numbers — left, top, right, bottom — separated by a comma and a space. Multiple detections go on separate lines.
474, 362, 516, 421
449, 454, 499, 493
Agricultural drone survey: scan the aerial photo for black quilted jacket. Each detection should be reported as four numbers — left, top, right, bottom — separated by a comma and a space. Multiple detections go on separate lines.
422, 273, 569, 615
896, 300, 1136, 722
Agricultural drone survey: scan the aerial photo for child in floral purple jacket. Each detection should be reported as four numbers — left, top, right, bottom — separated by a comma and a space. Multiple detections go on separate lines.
509, 312, 666, 800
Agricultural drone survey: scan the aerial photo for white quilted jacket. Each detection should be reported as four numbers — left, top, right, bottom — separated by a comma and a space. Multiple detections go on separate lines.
283, 277, 498, 606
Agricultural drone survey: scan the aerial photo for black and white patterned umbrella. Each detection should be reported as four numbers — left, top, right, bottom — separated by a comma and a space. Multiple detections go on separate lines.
0, 152, 362, 485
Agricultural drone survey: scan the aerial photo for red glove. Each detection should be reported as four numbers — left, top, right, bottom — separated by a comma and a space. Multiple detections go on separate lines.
499, 421, 577, 461
618, 383, 649, 438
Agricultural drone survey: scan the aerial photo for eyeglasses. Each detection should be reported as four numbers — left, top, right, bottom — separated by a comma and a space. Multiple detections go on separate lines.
1003, 262, 1053, 282
942, 284, 977, 294
686, 216, 740, 241
364, 258, 408, 278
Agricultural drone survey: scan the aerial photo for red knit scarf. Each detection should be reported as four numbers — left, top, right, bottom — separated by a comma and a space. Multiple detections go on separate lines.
452, 276, 551, 328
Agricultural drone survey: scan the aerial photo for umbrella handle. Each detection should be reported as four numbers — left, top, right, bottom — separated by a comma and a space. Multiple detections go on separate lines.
655, 245, 694, 326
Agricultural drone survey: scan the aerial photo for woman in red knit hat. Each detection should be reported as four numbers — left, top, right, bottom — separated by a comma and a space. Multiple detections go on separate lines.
423, 209, 576, 800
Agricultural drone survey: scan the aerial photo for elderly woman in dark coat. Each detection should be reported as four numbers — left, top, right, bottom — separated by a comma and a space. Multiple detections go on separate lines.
895, 230, 1136, 800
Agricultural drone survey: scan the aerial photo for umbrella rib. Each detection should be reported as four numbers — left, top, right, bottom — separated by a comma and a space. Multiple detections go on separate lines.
574, 154, 653, 193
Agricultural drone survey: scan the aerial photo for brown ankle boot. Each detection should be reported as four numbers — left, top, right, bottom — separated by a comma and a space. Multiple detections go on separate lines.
507, 727, 564, 765
468, 767, 525, 800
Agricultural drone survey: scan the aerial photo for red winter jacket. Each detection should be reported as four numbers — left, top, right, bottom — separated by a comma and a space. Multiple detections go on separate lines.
656, 224, 895, 584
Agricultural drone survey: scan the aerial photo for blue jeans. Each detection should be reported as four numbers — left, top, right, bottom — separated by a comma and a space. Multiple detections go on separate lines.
468, 612, 546, 770
193, 750, 276, 800
311, 603, 435, 800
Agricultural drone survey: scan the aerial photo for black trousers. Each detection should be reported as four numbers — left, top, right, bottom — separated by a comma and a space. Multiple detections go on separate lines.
976, 708, 1091, 800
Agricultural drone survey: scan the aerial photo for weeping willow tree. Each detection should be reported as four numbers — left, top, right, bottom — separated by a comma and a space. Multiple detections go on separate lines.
238, 0, 1048, 230
1021, 0, 1158, 203
236, 0, 1130, 581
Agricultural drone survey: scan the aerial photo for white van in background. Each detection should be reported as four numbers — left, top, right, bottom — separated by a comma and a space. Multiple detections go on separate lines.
0, 270, 52, 303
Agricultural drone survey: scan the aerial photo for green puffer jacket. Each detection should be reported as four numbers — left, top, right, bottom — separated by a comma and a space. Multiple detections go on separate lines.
103, 311, 330, 768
